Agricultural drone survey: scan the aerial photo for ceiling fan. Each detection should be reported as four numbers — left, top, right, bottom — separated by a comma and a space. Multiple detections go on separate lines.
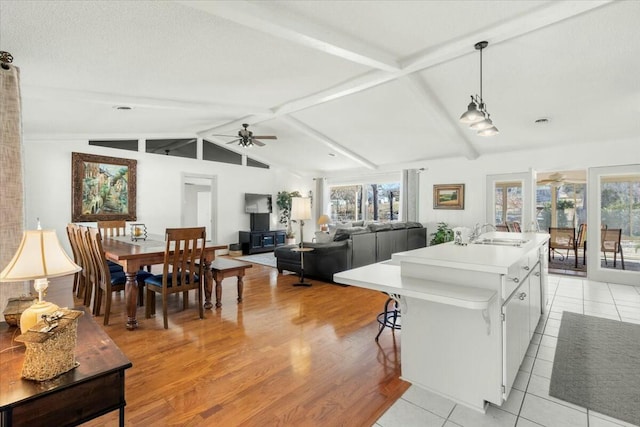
211, 123, 277, 148
538, 172, 567, 185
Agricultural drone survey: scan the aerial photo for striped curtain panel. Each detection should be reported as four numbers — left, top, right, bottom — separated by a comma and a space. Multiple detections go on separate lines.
0, 62, 26, 311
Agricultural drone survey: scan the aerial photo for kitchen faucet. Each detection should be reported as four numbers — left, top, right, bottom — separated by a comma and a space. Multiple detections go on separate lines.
470, 223, 496, 242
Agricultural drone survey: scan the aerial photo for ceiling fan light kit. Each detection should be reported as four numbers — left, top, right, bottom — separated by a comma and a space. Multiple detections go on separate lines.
459, 41, 499, 137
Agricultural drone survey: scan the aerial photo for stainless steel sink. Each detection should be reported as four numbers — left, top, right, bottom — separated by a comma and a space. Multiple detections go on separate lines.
472, 238, 529, 247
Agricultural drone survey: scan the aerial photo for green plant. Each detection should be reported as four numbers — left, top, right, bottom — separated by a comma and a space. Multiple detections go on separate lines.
276, 190, 301, 233
430, 222, 454, 245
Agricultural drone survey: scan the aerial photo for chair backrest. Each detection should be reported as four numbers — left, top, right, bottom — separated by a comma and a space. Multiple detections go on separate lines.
549, 227, 575, 249
66, 223, 81, 266
576, 224, 587, 249
87, 227, 112, 289
506, 222, 521, 232
495, 224, 509, 232
97, 220, 126, 237
162, 227, 206, 292
601, 228, 621, 252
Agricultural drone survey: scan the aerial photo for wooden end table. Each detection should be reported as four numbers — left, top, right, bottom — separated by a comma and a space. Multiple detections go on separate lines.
207, 258, 253, 309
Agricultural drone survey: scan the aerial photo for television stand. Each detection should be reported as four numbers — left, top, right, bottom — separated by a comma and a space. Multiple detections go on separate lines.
239, 230, 286, 255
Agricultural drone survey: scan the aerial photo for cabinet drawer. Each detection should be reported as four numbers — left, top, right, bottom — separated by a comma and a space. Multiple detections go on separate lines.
504, 252, 536, 298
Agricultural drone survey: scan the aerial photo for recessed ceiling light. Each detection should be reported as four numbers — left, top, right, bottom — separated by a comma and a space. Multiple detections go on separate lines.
114, 106, 132, 110
535, 118, 550, 124
328, 153, 336, 157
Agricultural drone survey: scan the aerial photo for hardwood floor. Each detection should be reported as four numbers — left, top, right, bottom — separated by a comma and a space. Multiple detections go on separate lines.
46, 260, 408, 426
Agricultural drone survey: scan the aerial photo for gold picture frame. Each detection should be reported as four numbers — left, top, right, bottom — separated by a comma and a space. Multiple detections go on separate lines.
72, 152, 137, 222
433, 184, 465, 210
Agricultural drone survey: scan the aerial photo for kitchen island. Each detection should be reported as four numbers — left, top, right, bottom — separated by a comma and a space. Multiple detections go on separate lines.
334, 231, 549, 412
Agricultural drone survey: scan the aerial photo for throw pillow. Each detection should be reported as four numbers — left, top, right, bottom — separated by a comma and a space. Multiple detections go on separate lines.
315, 231, 332, 243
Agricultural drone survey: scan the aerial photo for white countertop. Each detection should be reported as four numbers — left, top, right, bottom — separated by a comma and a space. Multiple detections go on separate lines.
334, 261, 496, 309
391, 232, 549, 275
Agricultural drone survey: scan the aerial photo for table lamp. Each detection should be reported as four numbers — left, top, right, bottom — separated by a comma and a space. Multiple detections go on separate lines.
0, 228, 81, 333
317, 214, 331, 232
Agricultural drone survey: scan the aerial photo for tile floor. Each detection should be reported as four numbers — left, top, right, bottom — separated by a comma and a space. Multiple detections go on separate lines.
374, 274, 640, 427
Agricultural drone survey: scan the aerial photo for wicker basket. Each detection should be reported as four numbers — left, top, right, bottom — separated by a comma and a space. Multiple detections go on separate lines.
15, 309, 83, 381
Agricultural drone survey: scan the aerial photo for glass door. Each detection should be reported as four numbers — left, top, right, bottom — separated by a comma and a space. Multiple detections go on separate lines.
486, 171, 536, 231
587, 165, 640, 285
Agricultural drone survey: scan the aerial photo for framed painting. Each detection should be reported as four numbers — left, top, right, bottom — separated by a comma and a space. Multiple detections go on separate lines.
433, 184, 465, 210
72, 152, 137, 222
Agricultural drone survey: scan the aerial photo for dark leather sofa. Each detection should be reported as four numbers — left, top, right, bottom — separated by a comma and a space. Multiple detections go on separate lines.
275, 221, 427, 283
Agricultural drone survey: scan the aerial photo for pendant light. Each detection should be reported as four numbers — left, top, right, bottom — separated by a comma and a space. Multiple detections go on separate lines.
459, 41, 499, 136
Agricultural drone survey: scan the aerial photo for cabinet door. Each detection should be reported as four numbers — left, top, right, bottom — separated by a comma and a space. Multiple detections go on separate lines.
528, 262, 542, 338
502, 279, 529, 396
275, 231, 286, 246
250, 233, 263, 249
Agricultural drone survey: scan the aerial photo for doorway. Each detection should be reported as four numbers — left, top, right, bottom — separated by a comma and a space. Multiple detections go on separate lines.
182, 174, 217, 243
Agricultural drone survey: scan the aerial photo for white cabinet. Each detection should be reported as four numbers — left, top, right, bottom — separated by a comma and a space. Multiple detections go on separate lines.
528, 262, 542, 336
502, 277, 530, 395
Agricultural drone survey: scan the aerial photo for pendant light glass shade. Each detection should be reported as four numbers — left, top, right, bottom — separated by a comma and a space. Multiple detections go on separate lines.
478, 126, 499, 137
470, 115, 493, 130
459, 101, 483, 123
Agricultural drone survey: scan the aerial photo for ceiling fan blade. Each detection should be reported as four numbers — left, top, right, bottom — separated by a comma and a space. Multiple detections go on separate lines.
209, 133, 237, 137
226, 138, 241, 145
252, 135, 277, 140
253, 139, 266, 147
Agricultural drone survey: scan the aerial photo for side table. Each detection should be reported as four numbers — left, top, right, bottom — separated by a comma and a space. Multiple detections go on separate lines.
291, 247, 314, 287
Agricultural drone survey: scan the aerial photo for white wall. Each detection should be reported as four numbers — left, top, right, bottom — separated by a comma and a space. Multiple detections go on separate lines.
23, 138, 312, 252
418, 138, 640, 238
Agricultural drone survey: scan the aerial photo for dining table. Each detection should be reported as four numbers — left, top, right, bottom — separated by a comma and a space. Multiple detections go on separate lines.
101, 234, 227, 330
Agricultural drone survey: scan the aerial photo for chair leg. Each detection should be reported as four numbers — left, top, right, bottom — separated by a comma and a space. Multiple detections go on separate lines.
198, 286, 204, 320
104, 289, 112, 326
137, 281, 145, 307
620, 247, 625, 270
163, 296, 169, 329
183, 291, 189, 310
93, 287, 103, 317
603, 251, 608, 266
145, 289, 155, 319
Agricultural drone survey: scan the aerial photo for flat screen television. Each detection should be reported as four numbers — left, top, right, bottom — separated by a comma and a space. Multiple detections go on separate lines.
245, 193, 272, 214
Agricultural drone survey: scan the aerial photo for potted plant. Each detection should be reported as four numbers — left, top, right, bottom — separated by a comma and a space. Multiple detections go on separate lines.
285, 229, 296, 245
430, 222, 454, 245
276, 190, 301, 240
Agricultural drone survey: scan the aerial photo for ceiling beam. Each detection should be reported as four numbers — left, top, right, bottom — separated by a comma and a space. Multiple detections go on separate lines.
179, 0, 400, 72
402, 74, 479, 160
279, 116, 377, 170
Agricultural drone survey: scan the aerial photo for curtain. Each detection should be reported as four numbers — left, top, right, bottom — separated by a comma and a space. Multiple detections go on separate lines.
314, 177, 327, 219
0, 62, 26, 311
402, 169, 419, 222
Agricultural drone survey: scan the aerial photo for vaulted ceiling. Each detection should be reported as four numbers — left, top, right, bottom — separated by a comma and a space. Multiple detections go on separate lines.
2, 1, 639, 176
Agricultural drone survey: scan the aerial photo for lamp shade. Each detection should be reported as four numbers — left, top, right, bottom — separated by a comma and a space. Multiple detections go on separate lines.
317, 215, 331, 226
0, 230, 81, 282
290, 197, 312, 221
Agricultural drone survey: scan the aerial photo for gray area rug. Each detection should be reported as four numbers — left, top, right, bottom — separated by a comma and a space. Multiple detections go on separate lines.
549, 312, 640, 425
236, 253, 276, 268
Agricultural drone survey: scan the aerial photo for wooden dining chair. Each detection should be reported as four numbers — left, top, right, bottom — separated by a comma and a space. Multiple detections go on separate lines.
97, 220, 126, 237
601, 228, 625, 269
145, 227, 206, 329
506, 221, 521, 232
66, 223, 82, 295
576, 223, 587, 265
548, 227, 577, 265
88, 227, 151, 325
73, 225, 95, 305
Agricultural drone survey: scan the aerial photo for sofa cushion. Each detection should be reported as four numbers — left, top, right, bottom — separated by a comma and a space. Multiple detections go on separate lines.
367, 222, 392, 232
405, 221, 423, 229
334, 226, 368, 241
390, 222, 408, 229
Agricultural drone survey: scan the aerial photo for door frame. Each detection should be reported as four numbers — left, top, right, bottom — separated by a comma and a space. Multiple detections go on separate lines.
587, 164, 640, 285
181, 173, 218, 243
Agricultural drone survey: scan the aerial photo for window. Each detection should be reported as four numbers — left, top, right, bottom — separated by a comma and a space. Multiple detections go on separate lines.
536, 183, 586, 230
146, 138, 197, 159
247, 157, 269, 169
89, 140, 139, 152
203, 140, 242, 165
329, 181, 401, 223
494, 182, 522, 226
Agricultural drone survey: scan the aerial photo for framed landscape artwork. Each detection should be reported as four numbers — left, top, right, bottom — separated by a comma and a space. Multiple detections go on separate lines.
433, 184, 465, 210
72, 152, 137, 222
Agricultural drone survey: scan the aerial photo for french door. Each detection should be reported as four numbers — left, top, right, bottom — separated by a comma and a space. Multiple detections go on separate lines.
587, 164, 640, 285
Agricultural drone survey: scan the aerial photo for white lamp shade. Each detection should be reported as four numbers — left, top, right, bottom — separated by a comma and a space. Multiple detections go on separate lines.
0, 230, 81, 282
290, 197, 312, 221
